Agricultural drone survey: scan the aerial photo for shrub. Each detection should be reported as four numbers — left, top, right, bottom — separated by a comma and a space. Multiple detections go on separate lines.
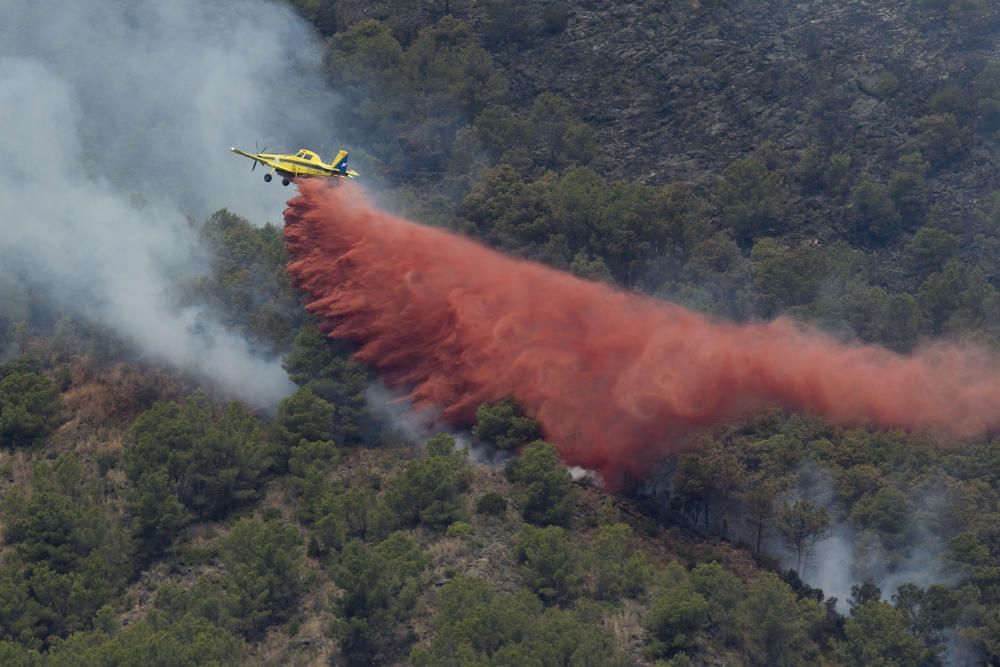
476, 492, 508, 516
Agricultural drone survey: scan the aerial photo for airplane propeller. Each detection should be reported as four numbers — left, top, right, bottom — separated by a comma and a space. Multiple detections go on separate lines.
250, 142, 268, 172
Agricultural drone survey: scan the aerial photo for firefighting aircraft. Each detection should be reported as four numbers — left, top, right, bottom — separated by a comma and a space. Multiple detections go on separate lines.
229, 145, 359, 185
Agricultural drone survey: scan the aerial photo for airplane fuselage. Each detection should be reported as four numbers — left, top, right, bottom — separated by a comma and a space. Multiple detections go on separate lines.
230, 147, 358, 184
259, 153, 343, 178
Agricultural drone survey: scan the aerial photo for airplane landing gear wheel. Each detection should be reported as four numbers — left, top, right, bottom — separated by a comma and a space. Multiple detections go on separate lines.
282, 178, 290, 186
263, 173, 272, 182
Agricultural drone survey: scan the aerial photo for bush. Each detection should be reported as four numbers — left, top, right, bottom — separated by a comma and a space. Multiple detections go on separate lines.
446, 521, 473, 538
475, 492, 508, 516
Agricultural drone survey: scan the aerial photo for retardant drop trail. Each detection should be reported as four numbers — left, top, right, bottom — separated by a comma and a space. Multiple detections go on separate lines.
284, 179, 1000, 485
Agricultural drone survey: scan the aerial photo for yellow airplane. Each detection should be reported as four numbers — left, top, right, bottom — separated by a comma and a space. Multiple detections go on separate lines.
229, 146, 359, 185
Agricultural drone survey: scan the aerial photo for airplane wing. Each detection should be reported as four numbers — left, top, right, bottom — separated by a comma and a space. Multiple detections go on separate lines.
231, 147, 282, 173
230, 147, 261, 161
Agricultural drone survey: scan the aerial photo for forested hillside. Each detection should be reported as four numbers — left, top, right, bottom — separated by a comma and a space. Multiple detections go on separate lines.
2, 0, 1000, 665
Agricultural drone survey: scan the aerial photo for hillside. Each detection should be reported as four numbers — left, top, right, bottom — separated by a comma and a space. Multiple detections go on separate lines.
2, 0, 1000, 665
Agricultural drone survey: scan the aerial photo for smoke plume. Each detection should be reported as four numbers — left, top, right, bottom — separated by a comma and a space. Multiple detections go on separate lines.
0, 0, 342, 406
285, 180, 1000, 484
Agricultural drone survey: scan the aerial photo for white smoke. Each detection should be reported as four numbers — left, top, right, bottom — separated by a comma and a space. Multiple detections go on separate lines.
0, 0, 345, 407
770, 466, 952, 614
364, 381, 514, 466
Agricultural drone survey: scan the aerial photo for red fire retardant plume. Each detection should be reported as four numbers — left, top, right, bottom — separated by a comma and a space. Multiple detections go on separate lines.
284, 180, 1000, 484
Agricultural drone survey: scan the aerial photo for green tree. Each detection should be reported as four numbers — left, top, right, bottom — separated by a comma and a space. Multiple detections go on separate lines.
283, 325, 375, 446
906, 226, 957, 279
480, 0, 543, 46
736, 572, 823, 666
0, 367, 60, 448
823, 152, 853, 195
671, 445, 744, 533
742, 474, 779, 555
689, 562, 744, 646
750, 238, 830, 316
410, 576, 541, 664
929, 85, 977, 126
838, 601, 925, 667
475, 492, 507, 516
892, 583, 963, 659
916, 113, 967, 167
473, 398, 541, 449
190, 210, 305, 350
975, 61, 1000, 132
589, 522, 648, 599
715, 156, 789, 243
276, 387, 334, 447
332, 532, 428, 665
777, 499, 832, 573
327, 19, 404, 85
880, 293, 926, 352
525, 93, 598, 169
0, 455, 133, 647
218, 518, 304, 638
887, 153, 929, 224
647, 563, 709, 655
403, 17, 507, 115
44, 612, 245, 667
515, 525, 578, 602
851, 179, 901, 244
681, 232, 752, 318
124, 396, 272, 554
851, 487, 912, 549
411, 576, 627, 666
918, 260, 1000, 335
383, 434, 471, 529
506, 441, 578, 526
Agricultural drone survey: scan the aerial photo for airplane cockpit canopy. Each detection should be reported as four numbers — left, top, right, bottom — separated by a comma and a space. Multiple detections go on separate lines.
296, 150, 318, 161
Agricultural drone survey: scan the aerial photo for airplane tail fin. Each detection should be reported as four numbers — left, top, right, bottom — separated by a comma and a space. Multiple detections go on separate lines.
330, 149, 349, 173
